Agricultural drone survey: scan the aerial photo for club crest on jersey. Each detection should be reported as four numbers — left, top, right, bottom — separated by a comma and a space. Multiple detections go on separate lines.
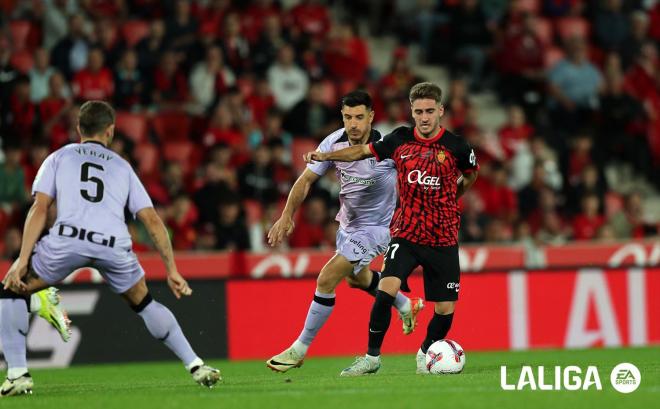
437, 150, 446, 163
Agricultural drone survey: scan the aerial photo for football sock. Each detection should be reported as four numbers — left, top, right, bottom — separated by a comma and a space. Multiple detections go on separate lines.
0, 292, 30, 379
421, 312, 454, 353
367, 290, 395, 356
297, 291, 335, 348
133, 294, 198, 368
364, 271, 410, 314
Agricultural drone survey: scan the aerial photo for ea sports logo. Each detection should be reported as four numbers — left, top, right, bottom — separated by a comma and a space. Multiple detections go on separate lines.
610, 363, 641, 393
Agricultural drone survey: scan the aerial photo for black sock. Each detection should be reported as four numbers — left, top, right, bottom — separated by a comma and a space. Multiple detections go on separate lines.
363, 270, 381, 296
367, 290, 395, 356
421, 313, 454, 353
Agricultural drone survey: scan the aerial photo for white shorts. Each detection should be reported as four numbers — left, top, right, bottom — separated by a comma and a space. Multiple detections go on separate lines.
30, 234, 145, 294
335, 226, 390, 275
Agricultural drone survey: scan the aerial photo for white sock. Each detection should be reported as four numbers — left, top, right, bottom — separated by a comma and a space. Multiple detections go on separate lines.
395, 295, 411, 314
185, 357, 204, 372
7, 367, 28, 380
291, 339, 308, 356
29, 294, 41, 313
366, 354, 380, 361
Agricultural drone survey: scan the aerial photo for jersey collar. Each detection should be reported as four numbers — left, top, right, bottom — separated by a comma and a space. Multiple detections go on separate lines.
413, 126, 445, 144
83, 141, 107, 148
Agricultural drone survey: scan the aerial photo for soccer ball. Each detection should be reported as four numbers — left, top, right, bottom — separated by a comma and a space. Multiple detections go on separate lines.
425, 339, 466, 374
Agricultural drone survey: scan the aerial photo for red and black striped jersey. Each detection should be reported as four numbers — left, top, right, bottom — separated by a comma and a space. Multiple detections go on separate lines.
369, 126, 479, 247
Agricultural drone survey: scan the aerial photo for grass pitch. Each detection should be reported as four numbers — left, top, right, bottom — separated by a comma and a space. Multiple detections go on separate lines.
4, 347, 658, 409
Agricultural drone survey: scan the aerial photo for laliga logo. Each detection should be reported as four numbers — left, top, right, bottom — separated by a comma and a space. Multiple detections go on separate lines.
501, 363, 641, 393
407, 170, 441, 189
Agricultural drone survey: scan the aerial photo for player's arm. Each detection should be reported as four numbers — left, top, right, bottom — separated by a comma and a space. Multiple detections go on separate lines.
137, 207, 192, 299
304, 144, 373, 163
456, 171, 478, 199
268, 168, 321, 246
3, 192, 54, 291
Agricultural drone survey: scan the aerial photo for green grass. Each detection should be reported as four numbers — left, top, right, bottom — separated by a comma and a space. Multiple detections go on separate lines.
4, 347, 658, 409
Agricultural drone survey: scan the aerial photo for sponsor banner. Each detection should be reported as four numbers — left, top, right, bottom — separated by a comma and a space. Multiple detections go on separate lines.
0, 281, 227, 368
226, 268, 660, 359
0, 240, 657, 281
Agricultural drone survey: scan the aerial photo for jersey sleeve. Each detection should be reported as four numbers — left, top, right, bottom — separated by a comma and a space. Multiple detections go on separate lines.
369, 127, 406, 161
31, 151, 58, 198
456, 139, 479, 173
306, 134, 335, 176
127, 167, 153, 217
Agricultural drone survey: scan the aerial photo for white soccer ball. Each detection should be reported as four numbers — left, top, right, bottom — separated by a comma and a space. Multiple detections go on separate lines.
425, 339, 466, 374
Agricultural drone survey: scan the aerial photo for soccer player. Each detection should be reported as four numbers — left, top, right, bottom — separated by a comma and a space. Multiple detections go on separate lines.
266, 91, 424, 372
304, 82, 479, 376
0, 101, 220, 396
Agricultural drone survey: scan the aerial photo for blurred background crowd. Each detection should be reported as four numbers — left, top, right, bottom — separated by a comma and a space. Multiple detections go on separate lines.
0, 0, 658, 259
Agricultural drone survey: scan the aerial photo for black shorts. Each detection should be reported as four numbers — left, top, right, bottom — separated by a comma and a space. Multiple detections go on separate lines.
381, 238, 460, 302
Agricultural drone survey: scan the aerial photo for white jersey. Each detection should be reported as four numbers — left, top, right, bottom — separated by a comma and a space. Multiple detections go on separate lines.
32, 141, 153, 258
307, 128, 397, 232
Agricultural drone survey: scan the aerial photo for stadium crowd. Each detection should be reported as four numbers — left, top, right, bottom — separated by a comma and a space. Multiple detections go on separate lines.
0, 0, 658, 259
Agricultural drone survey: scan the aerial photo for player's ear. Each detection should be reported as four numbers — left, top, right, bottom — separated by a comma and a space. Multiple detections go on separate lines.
76, 124, 83, 139
438, 104, 445, 117
368, 109, 374, 123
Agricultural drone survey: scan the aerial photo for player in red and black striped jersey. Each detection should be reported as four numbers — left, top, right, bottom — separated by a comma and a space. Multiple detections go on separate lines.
304, 82, 479, 375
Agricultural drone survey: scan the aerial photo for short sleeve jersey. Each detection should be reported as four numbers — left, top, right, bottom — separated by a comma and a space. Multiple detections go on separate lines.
369, 126, 478, 246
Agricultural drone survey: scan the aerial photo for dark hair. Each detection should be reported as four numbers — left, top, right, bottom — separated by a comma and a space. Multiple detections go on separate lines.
341, 90, 373, 110
78, 100, 115, 137
409, 82, 443, 104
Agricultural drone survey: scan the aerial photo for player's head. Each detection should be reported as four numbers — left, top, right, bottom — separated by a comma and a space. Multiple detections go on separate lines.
341, 90, 374, 144
77, 100, 116, 145
409, 82, 444, 138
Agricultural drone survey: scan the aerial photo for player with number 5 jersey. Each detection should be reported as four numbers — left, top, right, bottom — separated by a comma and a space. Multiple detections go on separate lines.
304, 82, 479, 376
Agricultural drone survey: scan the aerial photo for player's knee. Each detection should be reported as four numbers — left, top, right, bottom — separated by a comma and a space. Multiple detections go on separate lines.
130, 292, 154, 313
316, 271, 338, 293
377, 276, 400, 296
434, 301, 455, 315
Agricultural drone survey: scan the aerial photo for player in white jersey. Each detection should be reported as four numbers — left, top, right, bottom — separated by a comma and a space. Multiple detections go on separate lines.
0, 101, 220, 397
266, 91, 424, 373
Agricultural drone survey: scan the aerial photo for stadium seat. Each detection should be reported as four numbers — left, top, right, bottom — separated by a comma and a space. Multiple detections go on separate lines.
163, 141, 201, 174
121, 20, 150, 48
9, 50, 34, 73
291, 138, 319, 174
134, 142, 159, 176
152, 111, 192, 142
115, 111, 148, 144
544, 46, 565, 68
556, 17, 590, 41
243, 199, 264, 226
534, 17, 554, 46
9, 20, 31, 51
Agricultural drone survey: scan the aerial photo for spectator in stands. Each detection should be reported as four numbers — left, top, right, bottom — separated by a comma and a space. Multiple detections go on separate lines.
379, 47, 422, 103
283, 80, 337, 140
323, 20, 370, 84
0, 144, 27, 208
114, 49, 144, 110
242, 0, 281, 44
566, 163, 607, 217
203, 102, 244, 148
238, 144, 278, 205
51, 13, 90, 80
248, 107, 292, 150
167, 193, 198, 251
151, 50, 189, 110
444, 77, 471, 132
39, 72, 73, 149
164, 0, 198, 54
93, 18, 123, 67
72, 47, 114, 102
536, 211, 569, 245
459, 190, 488, 243
548, 36, 603, 136
518, 162, 551, 220
246, 77, 275, 129
136, 19, 166, 78
477, 161, 518, 223
594, 0, 630, 53
498, 105, 534, 159
572, 193, 605, 240
449, 0, 492, 91
194, 145, 238, 226
1, 227, 21, 260
214, 197, 251, 250
621, 10, 651, 69
268, 138, 294, 198
21, 140, 49, 191
252, 14, 290, 75
29, 48, 56, 103
608, 191, 646, 239
220, 12, 251, 75
6, 75, 38, 139
147, 161, 185, 205
374, 99, 408, 136
43, 0, 76, 50
565, 133, 596, 188
288, 0, 331, 40
267, 43, 309, 111
189, 46, 236, 116
288, 196, 327, 248
0, 36, 16, 124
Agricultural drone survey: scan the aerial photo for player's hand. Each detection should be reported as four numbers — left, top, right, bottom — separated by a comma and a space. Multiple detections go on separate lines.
3, 259, 28, 293
167, 271, 193, 299
303, 151, 327, 164
268, 216, 295, 246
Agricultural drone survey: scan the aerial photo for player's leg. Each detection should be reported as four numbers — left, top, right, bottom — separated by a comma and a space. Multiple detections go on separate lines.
267, 253, 354, 372
120, 277, 220, 387
347, 267, 423, 335
340, 239, 419, 376
415, 245, 460, 374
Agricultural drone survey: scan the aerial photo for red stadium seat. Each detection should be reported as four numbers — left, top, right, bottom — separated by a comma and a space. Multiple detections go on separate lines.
9, 50, 34, 73
121, 20, 150, 48
556, 17, 590, 41
534, 17, 554, 46
9, 20, 31, 51
544, 46, 565, 68
115, 111, 148, 143
243, 199, 264, 226
134, 143, 159, 177
152, 111, 191, 142
162, 141, 201, 174
291, 138, 319, 174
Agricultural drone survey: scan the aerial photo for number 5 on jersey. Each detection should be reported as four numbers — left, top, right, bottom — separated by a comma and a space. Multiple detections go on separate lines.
80, 162, 104, 203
